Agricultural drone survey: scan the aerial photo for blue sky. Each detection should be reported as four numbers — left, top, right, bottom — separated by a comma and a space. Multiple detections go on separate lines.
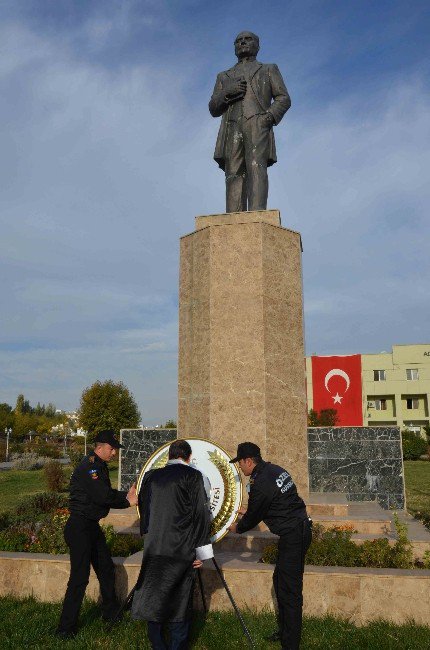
1, 1, 429, 424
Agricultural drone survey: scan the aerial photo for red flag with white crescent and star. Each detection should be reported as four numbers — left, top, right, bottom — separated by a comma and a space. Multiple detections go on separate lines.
311, 354, 363, 426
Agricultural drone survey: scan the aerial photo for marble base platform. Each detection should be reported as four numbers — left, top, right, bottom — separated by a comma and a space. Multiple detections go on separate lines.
1, 550, 429, 625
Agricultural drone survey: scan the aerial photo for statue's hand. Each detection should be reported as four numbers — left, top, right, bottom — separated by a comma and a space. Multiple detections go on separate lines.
225, 78, 247, 101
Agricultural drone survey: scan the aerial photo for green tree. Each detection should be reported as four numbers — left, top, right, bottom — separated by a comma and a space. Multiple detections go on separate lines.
44, 403, 57, 418
308, 408, 339, 427
402, 429, 428, 460
15, 394, 31, 415
164, 419, 177, 429
308, 409, 319, 427
318, 409, 339, 426
12, 412, 34, 440
0, 403, 14, 434
78, 380, 140, 442
34, 402, 45, 416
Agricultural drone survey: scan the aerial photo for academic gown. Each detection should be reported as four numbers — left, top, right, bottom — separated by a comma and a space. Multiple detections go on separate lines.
131, 462, 212, 622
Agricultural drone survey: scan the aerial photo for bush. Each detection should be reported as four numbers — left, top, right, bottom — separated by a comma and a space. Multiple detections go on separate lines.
0, 440, 6, 462
390, 512, 414, 569
44, 461, 65, 492
402, 429, 428, 460
0, 495, 141, 557
104, 526, 143, 557
305, 524, 361, 567
423, 551, 430, 570
24, 441, 61, 459
414, 510, 430, 531
11, 453, 49, 470
0, 524, 34, 552
359, 538, 393, 568
15, 492, 68, 519
261, 517, 415, 570
0, 512, 11, 532
68, 448, 85, 468
9, 442, 24, 456
29, 510, 69, 554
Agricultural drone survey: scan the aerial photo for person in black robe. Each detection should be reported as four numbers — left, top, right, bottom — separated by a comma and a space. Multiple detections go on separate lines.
131, 439, 213, 649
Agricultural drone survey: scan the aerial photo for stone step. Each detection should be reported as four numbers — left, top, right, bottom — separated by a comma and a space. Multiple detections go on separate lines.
312, 514, 391, 535
111, 524, 430, 561
307, 492, 349, 517
106, 508, 392, 535
103, 497, 379, 529
101, 509, 139, 528
105, 507, 430, 559
217, 531, 278, 554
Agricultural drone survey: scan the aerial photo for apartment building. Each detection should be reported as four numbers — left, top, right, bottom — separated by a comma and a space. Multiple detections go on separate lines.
306, 344, 430, 433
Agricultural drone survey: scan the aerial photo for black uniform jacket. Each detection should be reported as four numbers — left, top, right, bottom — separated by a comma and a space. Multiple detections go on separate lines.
131, 462, 211, 623
68, 451, 129, 521
237, 461, 307, 537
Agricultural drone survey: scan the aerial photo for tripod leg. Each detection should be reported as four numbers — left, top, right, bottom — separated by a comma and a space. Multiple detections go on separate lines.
106, 563, 145, 631
212, 558, 256, 649
197, 569, 208, 616
105, 586, 136, 631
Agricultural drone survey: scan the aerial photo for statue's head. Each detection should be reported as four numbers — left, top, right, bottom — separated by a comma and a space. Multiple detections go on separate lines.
234, 31, 260, 60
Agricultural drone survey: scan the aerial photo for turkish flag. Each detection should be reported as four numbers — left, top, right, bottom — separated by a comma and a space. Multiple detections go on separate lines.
311, 355, 363, 426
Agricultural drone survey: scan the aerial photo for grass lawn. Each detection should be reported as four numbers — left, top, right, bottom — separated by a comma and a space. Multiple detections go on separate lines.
0, 462, 119, 514
0, 597, 429, 650
403, 460, 430, 515
0, 468, 61, 512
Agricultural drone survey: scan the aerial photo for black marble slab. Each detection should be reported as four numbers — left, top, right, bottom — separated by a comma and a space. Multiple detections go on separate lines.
119, 426, 405, 509
119, 428, 177, 490
308, 426, 405, 509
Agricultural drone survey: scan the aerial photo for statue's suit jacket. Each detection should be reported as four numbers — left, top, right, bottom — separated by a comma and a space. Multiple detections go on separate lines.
209, 60, 291, 171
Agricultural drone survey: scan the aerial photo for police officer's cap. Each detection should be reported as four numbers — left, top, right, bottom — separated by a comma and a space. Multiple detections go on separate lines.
229, 442, 261, 463
94, 429, 124, 449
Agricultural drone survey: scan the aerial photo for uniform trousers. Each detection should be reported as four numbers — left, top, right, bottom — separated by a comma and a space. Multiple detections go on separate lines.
273, 518, 312, 650
58, 515, 118, 633
224, 114, 271, 212
147, 621, 190, 650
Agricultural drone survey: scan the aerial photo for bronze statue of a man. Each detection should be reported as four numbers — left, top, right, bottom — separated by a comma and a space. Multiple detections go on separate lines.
209, 32, 291, 213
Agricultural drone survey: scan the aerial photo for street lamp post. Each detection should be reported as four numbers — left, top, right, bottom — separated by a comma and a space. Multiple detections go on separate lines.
4, 427, 12, 463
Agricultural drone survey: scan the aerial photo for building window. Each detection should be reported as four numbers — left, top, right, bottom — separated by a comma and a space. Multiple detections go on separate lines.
406, 368, 419, 381
373, 370, 386, 381
375, 399, 387, 411
406, 398, 419, 410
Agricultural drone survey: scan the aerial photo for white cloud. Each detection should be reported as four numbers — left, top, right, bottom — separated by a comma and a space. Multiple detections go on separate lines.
270, 78, 430, 354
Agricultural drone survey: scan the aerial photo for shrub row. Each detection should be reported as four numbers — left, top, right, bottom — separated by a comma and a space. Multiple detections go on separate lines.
261, 515, 423, 570
11, 453, 52, 471
0, 492, 142, 557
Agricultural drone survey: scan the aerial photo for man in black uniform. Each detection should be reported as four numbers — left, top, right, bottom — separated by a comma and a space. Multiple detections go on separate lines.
55, 429, 138, 639
228, 442, 312, 650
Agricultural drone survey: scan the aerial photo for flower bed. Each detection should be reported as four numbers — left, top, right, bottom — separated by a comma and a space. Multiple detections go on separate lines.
262, 515, 430, 570
0, 493, 142, 557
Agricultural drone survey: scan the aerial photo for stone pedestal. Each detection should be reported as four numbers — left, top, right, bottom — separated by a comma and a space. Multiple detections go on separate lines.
178, 210, 309, 496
